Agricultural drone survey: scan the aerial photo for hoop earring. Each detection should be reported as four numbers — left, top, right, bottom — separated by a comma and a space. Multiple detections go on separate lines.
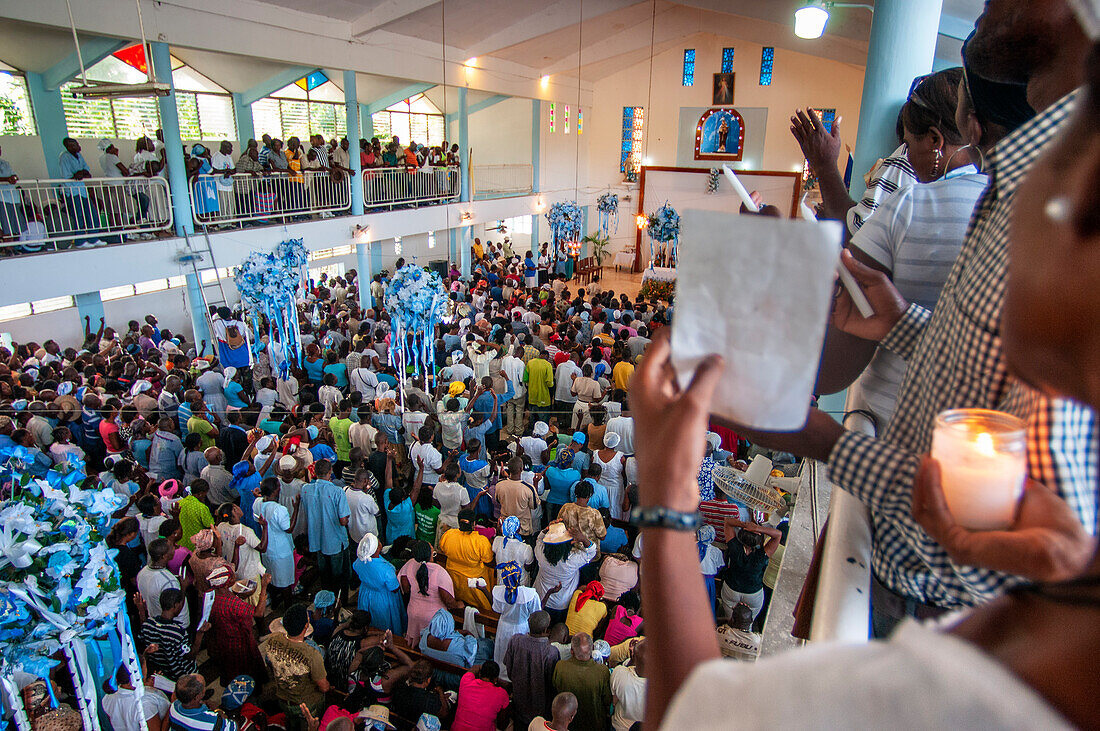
932, 148, 944, 179
943, 144, 985, 174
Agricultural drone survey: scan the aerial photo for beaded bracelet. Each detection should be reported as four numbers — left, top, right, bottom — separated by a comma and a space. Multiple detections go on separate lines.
630, 505, 702, 531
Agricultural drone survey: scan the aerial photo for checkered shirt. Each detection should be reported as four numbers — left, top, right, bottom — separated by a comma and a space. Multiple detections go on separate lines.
828, 90, 1099, 609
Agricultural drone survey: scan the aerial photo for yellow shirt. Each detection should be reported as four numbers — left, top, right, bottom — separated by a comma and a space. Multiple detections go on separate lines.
565, 588, 608, 637
612, 361, 635, 391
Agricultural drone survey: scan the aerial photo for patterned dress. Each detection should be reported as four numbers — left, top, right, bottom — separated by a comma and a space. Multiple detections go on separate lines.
209, 590, 265, 684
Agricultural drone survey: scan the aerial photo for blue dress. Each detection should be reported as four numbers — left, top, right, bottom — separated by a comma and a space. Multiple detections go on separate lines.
353, 558, 407, 634
255, 499, 295, 587
384, 489, 415, 544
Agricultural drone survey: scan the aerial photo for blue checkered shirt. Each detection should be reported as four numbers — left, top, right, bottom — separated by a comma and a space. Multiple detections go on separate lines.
827, 90, 1099, 609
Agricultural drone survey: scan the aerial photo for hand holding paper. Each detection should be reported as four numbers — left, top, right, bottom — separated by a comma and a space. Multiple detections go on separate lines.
672, 210, 843, 430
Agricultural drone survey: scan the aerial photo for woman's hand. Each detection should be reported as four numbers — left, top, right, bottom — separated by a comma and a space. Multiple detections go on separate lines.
830, 250, 909, 341
912, 456, 1096, 582
631, 329, 724, 513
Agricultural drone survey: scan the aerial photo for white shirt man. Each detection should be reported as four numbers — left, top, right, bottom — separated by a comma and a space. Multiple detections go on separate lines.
434, 478, 471, 531
210, 148, 236, 193
136, 564, 188, 629
610, 663, 647, 731
345, 479, 380, 543
409, 439, 443, 485
554, 359, 581, 404
102, 684, 170, 731
501, 354, 527, 401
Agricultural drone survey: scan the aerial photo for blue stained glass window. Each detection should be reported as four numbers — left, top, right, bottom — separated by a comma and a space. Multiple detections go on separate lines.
722, 47, 735, 74
759, 47, 774, 86
682, 49, 696, 86
817, 108, 836, 133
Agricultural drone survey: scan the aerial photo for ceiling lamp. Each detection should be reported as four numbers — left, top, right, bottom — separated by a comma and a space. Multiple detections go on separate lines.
794, 1, 873, 40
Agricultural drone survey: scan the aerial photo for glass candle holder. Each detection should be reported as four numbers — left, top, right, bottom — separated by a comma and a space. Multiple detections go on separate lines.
930, 409, 1027, 531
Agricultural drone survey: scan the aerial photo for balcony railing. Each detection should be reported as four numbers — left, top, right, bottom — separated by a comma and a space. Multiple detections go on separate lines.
0, 177, 173, 250
363, 166, 460, 209
472, 164, 534, 196
190, 170, 351, 227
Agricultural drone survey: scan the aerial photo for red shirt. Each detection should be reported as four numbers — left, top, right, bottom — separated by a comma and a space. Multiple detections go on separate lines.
451, 672, 509, 731
698, 499, 742, 542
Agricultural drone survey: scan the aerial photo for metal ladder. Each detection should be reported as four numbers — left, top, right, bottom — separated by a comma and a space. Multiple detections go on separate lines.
180, 225, 230, 343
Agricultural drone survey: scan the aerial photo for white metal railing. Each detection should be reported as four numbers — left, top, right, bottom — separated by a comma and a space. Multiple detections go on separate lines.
472, 164, 534, 195
0, 177, 172, 250
362, 166, 460, 209
190, 170, 351, 227
809, 392, 875, 644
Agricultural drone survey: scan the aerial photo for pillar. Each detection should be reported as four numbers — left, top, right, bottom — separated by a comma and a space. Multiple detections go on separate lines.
848, 0, 943, 199
449, 228, 458, 265
184, 272, 212, 348
460, 226, 472, 278
458, 87, 470, 206
356, 242, 372, 310
150, 41, 194, 236
531, 99, 542, 256
531, 215, 539, 256
359, 104, 373, 141
344, 70, 364, 216
24, 72, 67, 179
74, 291, 104, 333
232, 93, 254, 146
371, 240, 381, 279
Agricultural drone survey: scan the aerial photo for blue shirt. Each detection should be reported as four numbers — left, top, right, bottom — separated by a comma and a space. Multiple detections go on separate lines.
462, 417, 494, 460
309, 443, 338, 462
571, 451, 591, 473
177, 402, 192, 438
383, 488, 415, 543
231, 470, 262, 532
570, 477, 609, 510
372, 413, 403, 445
324, 363, 348, 389
524, 257, 536, 277
302, 479, 350, 555
601, 525, 629, 553
224, 381, 248, 408
58, 152, 90, 197
544, 465, 580, 505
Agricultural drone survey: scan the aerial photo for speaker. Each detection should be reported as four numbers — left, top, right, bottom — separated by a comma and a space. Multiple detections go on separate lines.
428, 260, 448, 278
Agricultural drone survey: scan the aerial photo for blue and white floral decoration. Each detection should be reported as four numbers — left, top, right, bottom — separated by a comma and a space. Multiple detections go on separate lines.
596, 193, 619, 239
233, 239, 308, 379
0, 447, 146, 731
545, 201, 583, 251
385, 264, 449, 387
647, 202, 681, 267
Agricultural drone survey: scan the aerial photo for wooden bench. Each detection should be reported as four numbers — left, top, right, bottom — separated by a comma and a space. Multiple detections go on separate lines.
448, 606, 499, 637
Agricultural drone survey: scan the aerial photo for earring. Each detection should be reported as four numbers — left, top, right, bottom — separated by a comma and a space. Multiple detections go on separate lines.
1044, 196, 1072, 223
933, 148, 943, 179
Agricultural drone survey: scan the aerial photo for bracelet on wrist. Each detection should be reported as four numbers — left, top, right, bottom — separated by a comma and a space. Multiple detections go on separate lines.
630, 505, 702, 531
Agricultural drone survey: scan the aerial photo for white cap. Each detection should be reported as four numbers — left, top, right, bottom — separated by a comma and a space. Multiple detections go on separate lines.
533, 421, 549, 437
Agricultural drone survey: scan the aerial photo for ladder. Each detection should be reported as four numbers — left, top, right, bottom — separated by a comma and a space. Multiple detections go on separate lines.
180, 225, 230, 348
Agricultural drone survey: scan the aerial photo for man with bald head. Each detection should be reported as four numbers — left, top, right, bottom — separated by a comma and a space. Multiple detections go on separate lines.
552, 632, 611, 731
529, 692, 578, 730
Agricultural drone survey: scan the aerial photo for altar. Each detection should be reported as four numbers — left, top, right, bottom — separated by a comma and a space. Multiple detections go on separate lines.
639, 265, 676, 300
642, 266, 677, 282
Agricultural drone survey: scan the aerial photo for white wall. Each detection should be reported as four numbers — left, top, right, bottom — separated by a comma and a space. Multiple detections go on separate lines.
466, 97, 534, 167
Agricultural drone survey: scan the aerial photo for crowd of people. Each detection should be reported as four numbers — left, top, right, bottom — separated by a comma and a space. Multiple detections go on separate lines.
0, 230, 788, 731
0, 131, 459, 254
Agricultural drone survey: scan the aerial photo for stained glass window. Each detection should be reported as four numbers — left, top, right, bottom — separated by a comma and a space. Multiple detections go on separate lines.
722, 47, 735, 74
620, 106, 644, 173
682, 49, 696, 86
760, 47, 774, 86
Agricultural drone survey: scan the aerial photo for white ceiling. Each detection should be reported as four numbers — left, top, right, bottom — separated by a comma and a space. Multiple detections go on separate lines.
0, 0, 985, 95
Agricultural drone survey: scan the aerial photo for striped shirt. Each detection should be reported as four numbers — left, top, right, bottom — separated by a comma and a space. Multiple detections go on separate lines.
141, 615, 196, 680
828, 91, 1098, 609
169, 701, 237, 731
311, 145, 329, 168
849, 165, 989, 425
846, 145, 918, 234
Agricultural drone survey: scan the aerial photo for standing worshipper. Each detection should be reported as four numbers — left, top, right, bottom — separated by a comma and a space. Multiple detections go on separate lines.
552, 633, 611, 731
254, 477, 298, 608
438, 509, 495, 613
398, 540, 460, 646
493, 515, 535, 586
302, 459, 351, 591
206, 565, 270, 685
491, 560, 542, 681
353, 533, 407, 635
535, 522, 597, 625
504, 610, 560, 729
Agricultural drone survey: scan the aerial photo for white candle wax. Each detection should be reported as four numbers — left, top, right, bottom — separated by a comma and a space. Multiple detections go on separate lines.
931, 411, 1027, 531
723, 165, 759, 212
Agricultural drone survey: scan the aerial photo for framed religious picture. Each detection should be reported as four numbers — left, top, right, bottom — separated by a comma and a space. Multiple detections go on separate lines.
713, 72, 735, 105
694, 107, 745, 161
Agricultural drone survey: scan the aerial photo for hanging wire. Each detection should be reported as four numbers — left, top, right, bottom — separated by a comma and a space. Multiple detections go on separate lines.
642, 0, 657, 164
64, 0, 88, 86
573, 0, 583, 203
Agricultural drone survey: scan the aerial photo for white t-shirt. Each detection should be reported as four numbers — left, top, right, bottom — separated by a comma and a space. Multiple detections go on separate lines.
348, 421, 378, 453
345, 487, 380, 543
131, 149, 160, 176
102, 687, 170, 731
434, 480, 470, 529
554, 360, 581, 403
409, 441, 443, 484
500, 355, 527, 399
210, 150, 235, 191
605, 416, 635, 456
519, 436, 548, 466
403, 411, 430, 443
662, 620, 1074, 730
99, 152, 125, 178
138, 514, 167, 548
716, 625, 761, 661
217, 522, 265, 581
534, 538, 597, 611
438, 409, 468, 451
610, 664, 647, 731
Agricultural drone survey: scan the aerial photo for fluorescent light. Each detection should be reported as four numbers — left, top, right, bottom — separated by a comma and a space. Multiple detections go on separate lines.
795, 3, 830, 39
465, 57, 478, 67
540, 75, 550, 88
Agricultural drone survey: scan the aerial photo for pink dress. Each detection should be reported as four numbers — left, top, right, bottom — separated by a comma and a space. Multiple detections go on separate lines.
603, 605, 643, 646
397, 559, 455, 645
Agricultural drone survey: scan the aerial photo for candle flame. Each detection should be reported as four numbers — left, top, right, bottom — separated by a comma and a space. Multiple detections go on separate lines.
975, 432, 995, 457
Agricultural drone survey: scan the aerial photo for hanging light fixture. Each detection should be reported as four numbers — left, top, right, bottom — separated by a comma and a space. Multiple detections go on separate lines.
794, 1, 873, 40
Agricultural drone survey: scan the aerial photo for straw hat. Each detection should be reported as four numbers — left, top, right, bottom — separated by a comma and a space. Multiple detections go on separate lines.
359, 706, 395, 729
544, 522, 573, 544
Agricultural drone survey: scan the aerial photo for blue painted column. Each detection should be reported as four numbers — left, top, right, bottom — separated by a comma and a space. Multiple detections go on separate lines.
449, 228, 458, 265
531, 215, 539, 256
24, 72, 67, 179
458, 88, 470, 204
344, 70, 364, 216
74, 291, 104, 332
360, 104, 373, 140
150, 42, 194, 236
371, 240, 382, 280
184, 273, 212, 348
531, 99, 541, 255
356, 242, 372, 310
232, 93, 255, 145
848, 0, 942, 199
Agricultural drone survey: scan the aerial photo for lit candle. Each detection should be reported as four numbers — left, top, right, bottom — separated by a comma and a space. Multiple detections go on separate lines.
930, 409, 1027, 530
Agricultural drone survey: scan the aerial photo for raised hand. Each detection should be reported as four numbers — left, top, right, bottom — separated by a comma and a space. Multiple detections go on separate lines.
790, 108, 843, 175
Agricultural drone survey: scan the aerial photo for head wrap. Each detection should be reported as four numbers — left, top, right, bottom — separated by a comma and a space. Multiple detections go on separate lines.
961, 31, 1035, 133
279, 455, 298, 471
158, 479, 180, 498
306, 425, 319, 440
571, 431, 587, 447
192, 358, 210, 371
223, 366, 237, 388
501, 516, 521, 549
191, 143, 207, 156
416, 714, 442, 731
129, 379, 152, 397
574, 580, 605, 612
448, 381, 466, 397
533, 421, 549, 437
207, 564, 232, 587
97, 139, 111, 151
231, 461, 251, 479
57, 381, 73, 396
499, 560, 522, 604
592, 639, 612, 664
697, 524, 716, 561
705, 431, 722, 454
221, 675, 255, 711
192, 528, 216, 553
312, 590, 336, 611
555, 447, 575, 468
357, 532, 379, 563
603, 431, 622, 449
428, 607, 458, 640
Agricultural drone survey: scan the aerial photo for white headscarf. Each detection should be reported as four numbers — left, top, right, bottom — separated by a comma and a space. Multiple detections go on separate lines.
357, 533, 379, 563
223, 366, 237, 388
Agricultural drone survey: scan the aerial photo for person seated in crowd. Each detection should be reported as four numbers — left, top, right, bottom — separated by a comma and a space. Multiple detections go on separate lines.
419, 608, 494, 670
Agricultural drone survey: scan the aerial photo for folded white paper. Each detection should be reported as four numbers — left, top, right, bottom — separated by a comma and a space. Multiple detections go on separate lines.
672, 210, 843, 430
